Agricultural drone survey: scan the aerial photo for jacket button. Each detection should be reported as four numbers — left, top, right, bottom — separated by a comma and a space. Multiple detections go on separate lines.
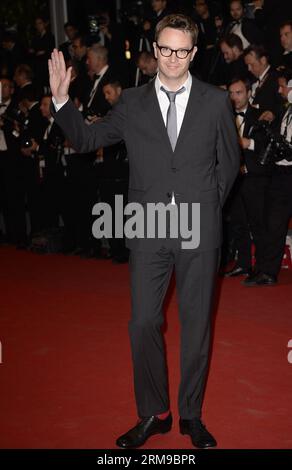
171, 167, 178, 172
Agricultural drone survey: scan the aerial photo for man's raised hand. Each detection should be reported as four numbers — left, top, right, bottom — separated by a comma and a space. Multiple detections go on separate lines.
48, 49, 72, 104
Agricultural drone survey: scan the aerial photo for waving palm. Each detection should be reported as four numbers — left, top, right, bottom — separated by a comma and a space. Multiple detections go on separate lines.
48, 49, 72, 103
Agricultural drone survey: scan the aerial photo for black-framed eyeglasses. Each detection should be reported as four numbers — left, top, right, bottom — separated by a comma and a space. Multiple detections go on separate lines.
156, 44, 194, 59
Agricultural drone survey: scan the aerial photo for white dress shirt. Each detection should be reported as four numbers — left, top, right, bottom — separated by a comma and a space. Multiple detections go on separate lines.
230, 21, 250, 50
155, 71, 192, 136
250, 65, 270, 105
87, 64, 109, 108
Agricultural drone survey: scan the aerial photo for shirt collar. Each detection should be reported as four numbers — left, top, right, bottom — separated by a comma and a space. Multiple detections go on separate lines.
155, 71, 192, 96
259, 65, 270, 82
95, 64, 109, 80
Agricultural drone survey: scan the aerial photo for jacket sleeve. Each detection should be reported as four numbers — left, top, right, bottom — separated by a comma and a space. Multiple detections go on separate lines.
216, 92, 240, 206
51, 94, 126, 153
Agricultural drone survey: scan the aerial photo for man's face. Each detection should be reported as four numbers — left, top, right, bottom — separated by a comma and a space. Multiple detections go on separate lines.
138, 58, 157, 76
278, 77, 292, 99
230, 1, 243, 21
220, 42, 235, 63
280, 25, 292, 52
103, 84, 121, 105
40, 96, 51, 118
35, 18, 46, 34
152, 0, 166, 13
153, 27, 196, 84
65, 25, 77, 41
229, 80, 250, 110
0, 79, 14, 101
72, 39, 87, 60
195, 0, 208, 17
86, 50, 103, 73
13, 69, 23, 86
244, 52, 266, 78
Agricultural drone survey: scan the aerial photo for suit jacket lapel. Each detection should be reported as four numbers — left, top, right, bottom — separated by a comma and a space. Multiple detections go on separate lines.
173, 77, 205, 159
140, 79, 174, 157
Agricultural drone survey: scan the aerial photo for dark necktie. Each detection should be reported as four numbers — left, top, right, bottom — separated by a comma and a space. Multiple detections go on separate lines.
160, 86, 186, 151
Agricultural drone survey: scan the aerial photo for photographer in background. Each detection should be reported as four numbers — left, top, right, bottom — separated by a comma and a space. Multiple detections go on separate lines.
22, 95, 65, 233
100, 80, 129, 263
224, 77, 270, 278
244, 44, 284, 121
244, 68, 292, 286
18, 88, 47, 236
0, 77, 27, 248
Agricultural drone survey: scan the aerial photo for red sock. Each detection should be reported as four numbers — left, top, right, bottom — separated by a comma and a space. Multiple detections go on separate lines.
156, 410, 170, 420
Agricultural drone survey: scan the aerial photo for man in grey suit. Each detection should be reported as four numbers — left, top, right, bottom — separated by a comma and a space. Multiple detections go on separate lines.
49, 14, 239, 448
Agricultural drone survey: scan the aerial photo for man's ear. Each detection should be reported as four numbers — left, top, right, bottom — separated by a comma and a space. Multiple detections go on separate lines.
153, 42, 158, 59
190, 46, 198, 62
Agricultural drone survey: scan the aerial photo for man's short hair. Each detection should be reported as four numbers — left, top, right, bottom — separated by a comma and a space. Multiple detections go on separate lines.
280, 20, 292, 31
229, 76, 252, 92
137, 51, 157, 63
220, 33, 243, 52
89, 44, 108, 62
103, 80, 122, 89
277, 68, 292, 84
15, 64, 33, 81
155, 14, 199, 46
243, 44, 269, 62
73, 35, 87, 47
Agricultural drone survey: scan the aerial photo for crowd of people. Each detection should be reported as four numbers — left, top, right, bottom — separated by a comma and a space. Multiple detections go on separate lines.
0, 0, 292, 282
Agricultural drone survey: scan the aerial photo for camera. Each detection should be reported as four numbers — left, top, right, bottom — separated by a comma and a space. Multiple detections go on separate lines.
250, 120, 292, 165
87, 15, 108, 35
1, 107, 26, 126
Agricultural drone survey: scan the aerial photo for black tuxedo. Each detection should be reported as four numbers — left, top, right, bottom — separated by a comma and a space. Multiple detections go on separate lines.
251, 69, 284, 118
21, 103, 47, 234
258, 107, 292, 277
0, 99, 27, 244
53, 76, 239, 419
240, 106, 271, 270
225, 18, 263, 45
85, 67, 115, 117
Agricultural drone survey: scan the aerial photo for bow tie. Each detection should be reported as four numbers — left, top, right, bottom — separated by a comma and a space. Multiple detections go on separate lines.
93, 74, 101, 81
232, 19, 241, 26
235, 111, 245, 117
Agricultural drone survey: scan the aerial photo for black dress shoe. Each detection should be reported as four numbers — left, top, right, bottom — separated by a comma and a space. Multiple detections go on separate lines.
179, 417, 217, 448
116, 413, 172, 448
242, 270, 260, 286
255, 272, 277, 286
224, 265, 250, 277
243, 272, 277, 287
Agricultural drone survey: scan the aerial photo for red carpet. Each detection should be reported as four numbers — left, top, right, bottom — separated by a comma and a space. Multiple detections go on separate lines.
0, 246, 292, 449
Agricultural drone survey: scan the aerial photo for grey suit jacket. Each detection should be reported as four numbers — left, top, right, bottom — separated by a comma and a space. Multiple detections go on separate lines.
53, 76, 240, 252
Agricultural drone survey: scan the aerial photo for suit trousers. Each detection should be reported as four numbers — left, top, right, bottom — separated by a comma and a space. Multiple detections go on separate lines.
259, 171, 292, 276
128, 240, 219, 419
